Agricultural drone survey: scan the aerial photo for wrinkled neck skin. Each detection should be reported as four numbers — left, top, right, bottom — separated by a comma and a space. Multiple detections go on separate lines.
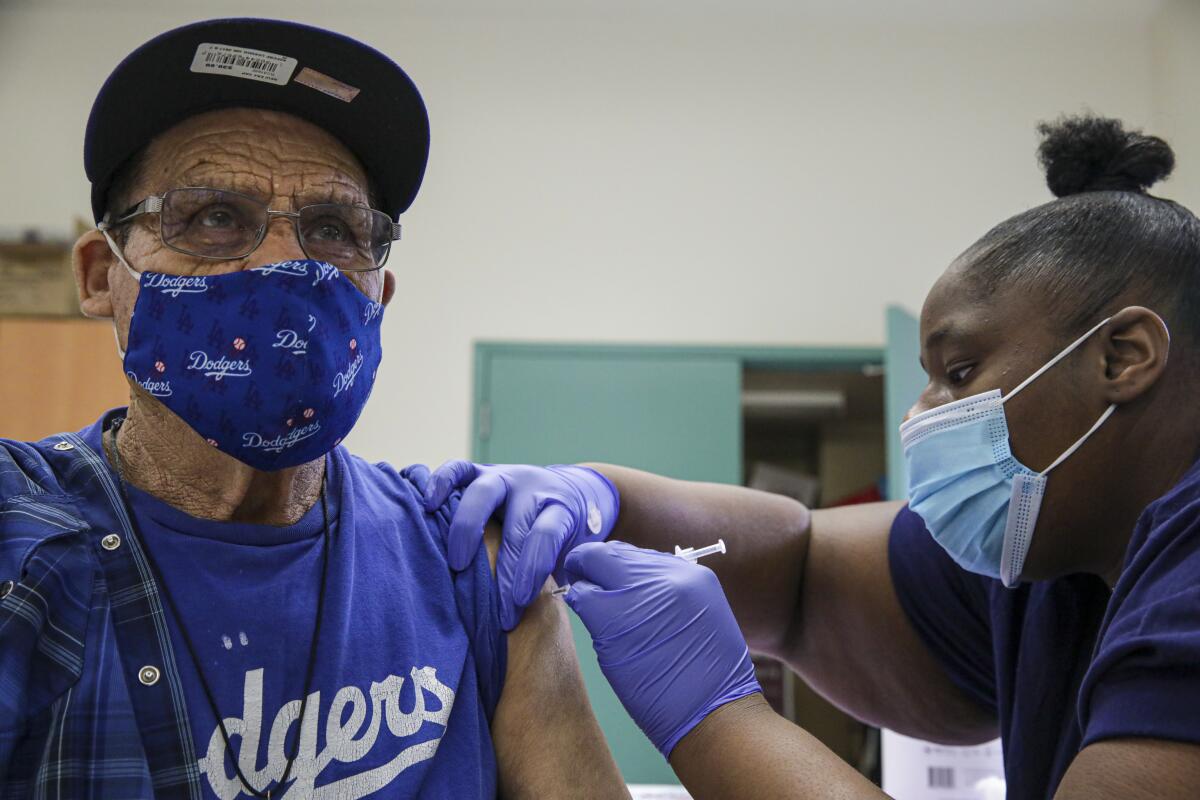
104, 384, 325, 526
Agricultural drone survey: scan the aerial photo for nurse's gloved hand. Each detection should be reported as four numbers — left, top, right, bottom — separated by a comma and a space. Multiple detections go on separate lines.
563, 541, 761, 758
423, 461, 619, 631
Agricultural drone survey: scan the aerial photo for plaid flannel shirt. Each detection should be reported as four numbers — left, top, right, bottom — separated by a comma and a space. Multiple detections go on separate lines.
0, 421, 204, 798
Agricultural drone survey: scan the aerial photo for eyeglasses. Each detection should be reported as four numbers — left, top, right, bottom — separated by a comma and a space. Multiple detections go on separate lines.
98, 187, 401, 271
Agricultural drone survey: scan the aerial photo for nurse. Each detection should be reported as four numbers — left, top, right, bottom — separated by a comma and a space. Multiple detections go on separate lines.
427, 115, 1200, 798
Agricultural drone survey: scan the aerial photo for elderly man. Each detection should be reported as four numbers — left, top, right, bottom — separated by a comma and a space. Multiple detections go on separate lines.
0, 18, 624, 799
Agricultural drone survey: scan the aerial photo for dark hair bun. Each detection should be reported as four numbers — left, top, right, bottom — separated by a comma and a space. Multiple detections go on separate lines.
1036, 115, 1175, 198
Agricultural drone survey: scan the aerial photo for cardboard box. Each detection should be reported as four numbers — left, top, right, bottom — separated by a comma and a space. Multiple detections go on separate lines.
0, 241, 79, 317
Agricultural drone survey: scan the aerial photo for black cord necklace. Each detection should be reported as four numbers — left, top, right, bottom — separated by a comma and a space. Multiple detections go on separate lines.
108, 417, 332, 799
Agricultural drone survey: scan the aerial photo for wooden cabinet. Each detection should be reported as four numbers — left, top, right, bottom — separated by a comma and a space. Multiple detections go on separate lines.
0, 317, 130, 441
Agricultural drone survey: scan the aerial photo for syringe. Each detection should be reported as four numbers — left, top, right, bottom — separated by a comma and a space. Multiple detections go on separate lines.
550, 539, 727, 597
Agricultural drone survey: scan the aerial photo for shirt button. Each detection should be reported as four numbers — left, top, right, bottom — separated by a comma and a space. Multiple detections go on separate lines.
0, 580, 13, 599
53, 441, 74, 451
101, 533, 122, 551
586, 503, 603, 535
138, 665, 160, 686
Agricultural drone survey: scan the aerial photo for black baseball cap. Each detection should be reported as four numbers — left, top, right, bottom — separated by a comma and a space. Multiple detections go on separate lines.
84, 18, 429, 223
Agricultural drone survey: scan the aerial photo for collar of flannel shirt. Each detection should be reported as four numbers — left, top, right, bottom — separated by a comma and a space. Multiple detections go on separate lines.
0, 413, 205, 799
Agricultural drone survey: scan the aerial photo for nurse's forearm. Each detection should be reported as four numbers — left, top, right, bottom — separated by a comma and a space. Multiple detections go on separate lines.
585, 465, 994, 744
669, 694, 888, 800
583, 463, 811, 658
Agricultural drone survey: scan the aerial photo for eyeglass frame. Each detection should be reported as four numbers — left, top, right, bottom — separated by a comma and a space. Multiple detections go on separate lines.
96, 187, 403, 271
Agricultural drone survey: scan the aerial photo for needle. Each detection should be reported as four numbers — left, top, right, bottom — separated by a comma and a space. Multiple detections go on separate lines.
551, 539, 727, 597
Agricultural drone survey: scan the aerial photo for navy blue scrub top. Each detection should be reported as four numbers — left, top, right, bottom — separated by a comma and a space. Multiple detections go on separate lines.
889, 457, 1200, 799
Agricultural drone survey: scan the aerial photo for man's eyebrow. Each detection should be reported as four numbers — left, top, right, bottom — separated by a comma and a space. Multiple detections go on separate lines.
168, 173, 272, 198
295, 185, 371, 207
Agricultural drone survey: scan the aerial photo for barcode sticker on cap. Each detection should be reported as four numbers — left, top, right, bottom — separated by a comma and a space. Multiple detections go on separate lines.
190, 43, 297, 86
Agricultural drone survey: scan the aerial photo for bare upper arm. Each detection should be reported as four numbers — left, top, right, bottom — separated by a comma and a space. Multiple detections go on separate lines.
482, 523, 630, 800
590, 465, 996, 746
1056, 739, 1200, 799
785, 501, 998, 745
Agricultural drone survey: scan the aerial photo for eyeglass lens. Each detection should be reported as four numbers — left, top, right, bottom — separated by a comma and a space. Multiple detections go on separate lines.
159, 188, 392, 270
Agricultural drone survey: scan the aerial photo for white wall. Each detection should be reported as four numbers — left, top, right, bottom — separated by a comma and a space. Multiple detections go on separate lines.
1, 0, 1191, 466
1152, 0, 1200, 211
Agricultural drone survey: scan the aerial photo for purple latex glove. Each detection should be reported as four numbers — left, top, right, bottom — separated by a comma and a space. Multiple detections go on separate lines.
423, 461, 619, 631
563, 541, 762, 758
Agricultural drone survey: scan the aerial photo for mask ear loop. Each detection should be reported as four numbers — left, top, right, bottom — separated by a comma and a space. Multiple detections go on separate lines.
98, 226, 143, 281
1002, 310, 1171, 477
1038, 403, 1116, 476
111, 324, 127, 362
1002, 316, 1113, 405
999, 317, 1114, 477
97, 226, 141, 360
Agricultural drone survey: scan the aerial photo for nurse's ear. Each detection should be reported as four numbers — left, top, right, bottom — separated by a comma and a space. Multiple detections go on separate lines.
1097, 306, 1171, 404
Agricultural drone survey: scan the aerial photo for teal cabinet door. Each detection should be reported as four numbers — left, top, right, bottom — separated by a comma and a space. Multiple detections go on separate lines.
475, 344, 743, 784
884, 306, 922, 501
477, 346, 742, 483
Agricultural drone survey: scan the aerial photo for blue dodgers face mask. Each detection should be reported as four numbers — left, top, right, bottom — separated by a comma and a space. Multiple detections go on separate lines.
111, 252, 385, 471
899, 317, 1118, 587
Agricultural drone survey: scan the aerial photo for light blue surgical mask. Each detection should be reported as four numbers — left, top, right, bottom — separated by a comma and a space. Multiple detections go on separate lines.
899, 317, 1118, 587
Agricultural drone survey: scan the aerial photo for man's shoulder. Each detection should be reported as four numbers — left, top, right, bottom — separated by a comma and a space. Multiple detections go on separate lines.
0, 431, 102, 724
338, 450, 432, 491
336, 450, 457, 525
0, 413, 113, 500
0, 416, 116, 581
0, 435, 70, 497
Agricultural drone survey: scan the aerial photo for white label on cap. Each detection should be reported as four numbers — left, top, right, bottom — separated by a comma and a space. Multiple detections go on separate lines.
190, 43, 297, 86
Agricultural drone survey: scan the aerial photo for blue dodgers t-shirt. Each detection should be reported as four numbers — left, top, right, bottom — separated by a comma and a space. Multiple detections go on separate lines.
111, 440, 506, 799
889, 457, 1200, 799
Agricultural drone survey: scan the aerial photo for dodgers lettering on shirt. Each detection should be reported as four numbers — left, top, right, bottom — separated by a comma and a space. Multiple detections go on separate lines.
195, 666, 454, 798
116, 428, 506, 799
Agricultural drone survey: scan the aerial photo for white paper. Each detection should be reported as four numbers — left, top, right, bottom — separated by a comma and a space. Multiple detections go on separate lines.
628, 785, 693, 800
882, 730, 1005, 800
